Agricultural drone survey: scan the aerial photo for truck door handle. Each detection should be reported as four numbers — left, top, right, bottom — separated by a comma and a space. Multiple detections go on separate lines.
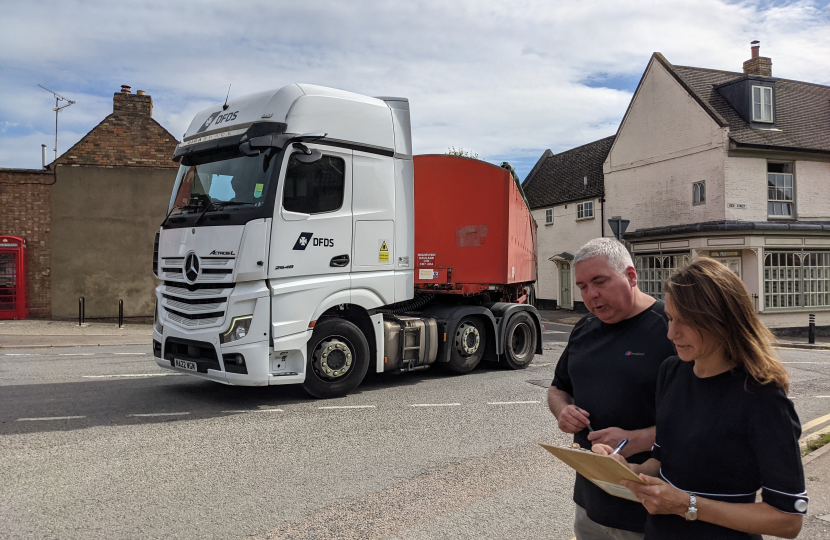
330, 254, 350, 267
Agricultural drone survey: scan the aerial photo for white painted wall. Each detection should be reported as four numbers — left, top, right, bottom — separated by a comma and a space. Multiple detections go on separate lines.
532, 198, 604, 307
724, 156, 767, 221
796, 160, 830, 220
604, 58, 729, 232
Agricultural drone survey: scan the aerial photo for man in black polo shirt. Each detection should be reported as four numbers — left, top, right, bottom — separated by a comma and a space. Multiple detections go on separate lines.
548, 238, 675, 540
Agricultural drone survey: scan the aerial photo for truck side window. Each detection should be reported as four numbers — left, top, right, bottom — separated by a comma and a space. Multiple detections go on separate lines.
283, 154, 345, 214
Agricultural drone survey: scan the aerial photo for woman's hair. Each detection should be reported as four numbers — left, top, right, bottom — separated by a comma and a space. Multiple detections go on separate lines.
665, 258, 789, 393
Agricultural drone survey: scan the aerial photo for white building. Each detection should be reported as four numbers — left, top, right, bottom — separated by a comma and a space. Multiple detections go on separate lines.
527, 43, 830, 331
523, 137, 614, 310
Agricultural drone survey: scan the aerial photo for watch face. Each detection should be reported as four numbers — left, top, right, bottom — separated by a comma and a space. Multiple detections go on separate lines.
685, 509, 698, 521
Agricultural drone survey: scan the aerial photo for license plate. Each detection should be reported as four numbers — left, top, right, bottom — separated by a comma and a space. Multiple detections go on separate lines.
174, 358, 197, 371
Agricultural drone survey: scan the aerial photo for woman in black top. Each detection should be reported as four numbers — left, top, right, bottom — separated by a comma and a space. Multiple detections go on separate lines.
594, 258, 806, 539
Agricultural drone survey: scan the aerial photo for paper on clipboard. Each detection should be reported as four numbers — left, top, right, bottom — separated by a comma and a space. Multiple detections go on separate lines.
540, 443, 647, 502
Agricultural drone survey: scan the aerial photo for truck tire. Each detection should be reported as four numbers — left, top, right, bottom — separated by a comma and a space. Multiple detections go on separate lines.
501, 311, 537, 370
444, 316, 487, 373
302, 318, 370, 399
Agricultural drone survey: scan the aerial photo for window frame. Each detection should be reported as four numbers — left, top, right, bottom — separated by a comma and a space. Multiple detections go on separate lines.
282, 152, 347, 215
634, 252, 691, 300
752, 85, 774, 123
764, 250, 830, 311
767, 161, 795, 220
693, 181, 706, 206
576, 201, 594, 221
545, 208, 553, 225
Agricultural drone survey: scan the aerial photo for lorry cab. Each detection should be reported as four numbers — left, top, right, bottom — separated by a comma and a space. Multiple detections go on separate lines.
153, 84, 540, 398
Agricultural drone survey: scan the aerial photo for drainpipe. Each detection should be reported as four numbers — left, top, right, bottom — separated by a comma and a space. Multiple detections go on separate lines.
600, 196, 605, 237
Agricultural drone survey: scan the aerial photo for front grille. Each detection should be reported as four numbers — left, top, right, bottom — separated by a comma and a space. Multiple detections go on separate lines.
202, 269, 232, 274
164, 337, 220, 373
162, 294, 225, 305
164, 307, 224, 320
164, 281, 233, 291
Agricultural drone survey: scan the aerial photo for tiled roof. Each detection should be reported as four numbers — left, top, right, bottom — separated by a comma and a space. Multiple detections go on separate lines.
522, 136, 614, 209
653, 54, 830, 154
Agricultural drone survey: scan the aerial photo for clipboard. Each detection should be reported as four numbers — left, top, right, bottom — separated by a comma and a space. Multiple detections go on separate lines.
540, 443, 647, 501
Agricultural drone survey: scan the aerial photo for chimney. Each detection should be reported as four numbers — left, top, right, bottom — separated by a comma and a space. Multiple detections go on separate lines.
113, 84, 153, 116
743, 40, 772, 77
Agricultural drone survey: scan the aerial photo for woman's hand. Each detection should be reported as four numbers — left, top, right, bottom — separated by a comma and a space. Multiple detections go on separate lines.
621, 474, 690, 516
591, 444, 631, 469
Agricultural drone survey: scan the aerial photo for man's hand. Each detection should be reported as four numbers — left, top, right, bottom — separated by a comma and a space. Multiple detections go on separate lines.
621, 475, 689, 516
588, 426, 655, 458
557, 404, 591, 433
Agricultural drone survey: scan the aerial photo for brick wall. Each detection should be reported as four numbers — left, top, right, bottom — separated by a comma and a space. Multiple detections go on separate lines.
0, 169, 53, 317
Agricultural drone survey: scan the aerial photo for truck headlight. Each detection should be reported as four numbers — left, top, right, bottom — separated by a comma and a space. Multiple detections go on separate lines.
220, 315, 253, 344
154, 301, 164, 334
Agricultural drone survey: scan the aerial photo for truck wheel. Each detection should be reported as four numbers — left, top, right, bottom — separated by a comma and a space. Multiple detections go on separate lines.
501, 311, 537, 370
444, 316, 487, 373
302, 318, 370, 399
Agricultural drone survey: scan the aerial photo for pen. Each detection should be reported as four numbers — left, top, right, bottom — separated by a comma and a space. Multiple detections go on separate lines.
576, 407, 594, 432
611, 438, 629, 455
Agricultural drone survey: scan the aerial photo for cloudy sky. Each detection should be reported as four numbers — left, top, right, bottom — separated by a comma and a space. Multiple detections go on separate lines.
2, 0, 828, 180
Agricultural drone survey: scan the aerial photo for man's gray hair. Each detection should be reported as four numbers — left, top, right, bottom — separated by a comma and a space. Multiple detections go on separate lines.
573, 238, 634, 275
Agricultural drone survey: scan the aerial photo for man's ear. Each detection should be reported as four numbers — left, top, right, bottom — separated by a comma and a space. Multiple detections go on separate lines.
625, 266, 638, 288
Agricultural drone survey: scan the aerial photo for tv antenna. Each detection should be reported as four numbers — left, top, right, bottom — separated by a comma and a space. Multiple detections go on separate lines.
38, 84, 76, 162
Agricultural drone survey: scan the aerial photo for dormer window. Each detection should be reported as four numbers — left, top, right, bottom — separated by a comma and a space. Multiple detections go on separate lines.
752, 85, 773, 123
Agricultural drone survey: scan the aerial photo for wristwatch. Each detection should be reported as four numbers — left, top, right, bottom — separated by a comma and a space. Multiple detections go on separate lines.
685, 494, 698, 521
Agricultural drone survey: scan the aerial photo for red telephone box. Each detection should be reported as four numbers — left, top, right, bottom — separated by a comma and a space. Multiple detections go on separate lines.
0, 235, 28, 320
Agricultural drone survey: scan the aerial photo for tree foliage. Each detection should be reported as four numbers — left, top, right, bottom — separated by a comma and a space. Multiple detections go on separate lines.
446, 146, 479, 159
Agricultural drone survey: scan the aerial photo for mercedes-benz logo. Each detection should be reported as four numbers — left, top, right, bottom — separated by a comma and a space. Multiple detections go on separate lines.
184, 253, 200, 284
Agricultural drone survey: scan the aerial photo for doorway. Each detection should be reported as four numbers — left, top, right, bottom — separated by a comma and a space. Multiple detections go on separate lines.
717, 257, 742, 279
559, 262, 572, 309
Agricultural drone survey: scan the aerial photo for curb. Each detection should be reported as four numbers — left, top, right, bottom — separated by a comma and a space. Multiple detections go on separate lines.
803, 439, 830, 467
0, 340, 151, 350
776, 343, 830, 351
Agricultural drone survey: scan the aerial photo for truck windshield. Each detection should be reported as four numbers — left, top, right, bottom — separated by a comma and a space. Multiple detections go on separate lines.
167, 149, 279, 217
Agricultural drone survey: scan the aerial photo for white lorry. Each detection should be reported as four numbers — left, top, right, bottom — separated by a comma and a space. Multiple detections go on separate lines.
152, 84, 541, 398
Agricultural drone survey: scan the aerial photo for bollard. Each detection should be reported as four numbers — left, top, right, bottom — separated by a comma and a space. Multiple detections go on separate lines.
808, 314, 816, 345
118, 299, 124, 329
78, 297, 85, 326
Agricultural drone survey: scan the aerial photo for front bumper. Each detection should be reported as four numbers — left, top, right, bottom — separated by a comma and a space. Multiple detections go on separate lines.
153, 283, 311, 386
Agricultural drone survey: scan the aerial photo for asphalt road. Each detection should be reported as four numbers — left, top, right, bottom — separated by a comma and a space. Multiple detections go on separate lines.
1, 343, 829, 540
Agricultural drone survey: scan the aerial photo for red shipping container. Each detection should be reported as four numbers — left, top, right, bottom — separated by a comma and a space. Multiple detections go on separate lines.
413, 155, 537, 295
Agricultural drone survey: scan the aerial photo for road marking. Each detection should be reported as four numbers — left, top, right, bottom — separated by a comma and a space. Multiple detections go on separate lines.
222, 409, 283, 413
803, 412, 830, 432
59, 353, 95, 356
410, 403, 461, 407
318, 405, 376, 410
128, 412, 190, 417
2, 353, 41, 356
82, 373, 177, 378
544, 331, 568, 334
16, 416, 86, 421
530, 362, 552, 367
114, 353, 148, 356
487, 400, 540, 405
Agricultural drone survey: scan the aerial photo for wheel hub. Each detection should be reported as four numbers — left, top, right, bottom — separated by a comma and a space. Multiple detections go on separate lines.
455, 323, 480, 356
313, 338, 353, 380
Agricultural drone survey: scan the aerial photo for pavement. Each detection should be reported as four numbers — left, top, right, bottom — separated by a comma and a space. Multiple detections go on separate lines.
0, 319, 153, 349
